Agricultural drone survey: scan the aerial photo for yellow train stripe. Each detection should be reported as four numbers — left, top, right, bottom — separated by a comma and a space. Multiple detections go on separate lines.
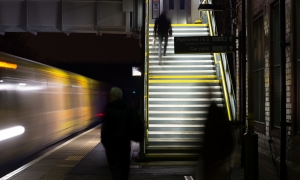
149, 80, 221, 83
149, 24, 208, 27
149, 75, 217, 79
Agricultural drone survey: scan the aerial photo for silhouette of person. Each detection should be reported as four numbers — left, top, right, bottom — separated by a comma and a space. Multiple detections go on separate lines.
199, 89, 235, 180
154, 11, 172, 65
101, 87, 142, 180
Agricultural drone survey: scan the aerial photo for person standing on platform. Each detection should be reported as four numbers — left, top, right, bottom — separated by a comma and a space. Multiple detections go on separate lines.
101, 87, 143, 180
154, 11, 172, 65
198, 88, 235, 180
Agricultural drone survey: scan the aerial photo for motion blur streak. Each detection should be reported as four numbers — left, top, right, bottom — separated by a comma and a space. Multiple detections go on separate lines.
0, 51, 110, 169
0, 126, 25, 141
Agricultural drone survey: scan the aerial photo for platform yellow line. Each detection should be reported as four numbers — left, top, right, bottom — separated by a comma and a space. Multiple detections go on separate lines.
149, 80, 221, 83
149, 75, 217, 79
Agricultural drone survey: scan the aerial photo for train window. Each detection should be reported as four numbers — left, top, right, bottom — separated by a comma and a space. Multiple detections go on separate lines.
169, 0, 174, 10
179, 0, 185, 10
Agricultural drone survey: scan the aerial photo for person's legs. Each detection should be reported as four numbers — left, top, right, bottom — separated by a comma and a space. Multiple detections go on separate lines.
120, 142, 131, 179
105, 148, 120, 180
163, 33, 168, 56
105, 142, 131, 180
158, 33, 163, 65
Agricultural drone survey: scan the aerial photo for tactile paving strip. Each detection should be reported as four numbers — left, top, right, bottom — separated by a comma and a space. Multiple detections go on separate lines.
2, 126, 100, 180
37, 136, 100, 180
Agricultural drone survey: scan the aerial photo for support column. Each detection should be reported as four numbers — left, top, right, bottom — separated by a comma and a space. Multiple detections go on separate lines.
126, 11, 131, 33
244, 0, 258, 179
279, 0, 287, 179
139, 0, 146, 161
240, 0, 246, 167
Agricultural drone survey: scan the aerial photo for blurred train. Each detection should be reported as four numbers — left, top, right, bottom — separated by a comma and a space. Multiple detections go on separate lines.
0, 51, 110, 168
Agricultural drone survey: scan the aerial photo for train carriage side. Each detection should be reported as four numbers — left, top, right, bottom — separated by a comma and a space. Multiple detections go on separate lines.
0, 52, 109, 167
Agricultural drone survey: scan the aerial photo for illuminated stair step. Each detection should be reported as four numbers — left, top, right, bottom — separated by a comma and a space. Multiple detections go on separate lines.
149, 124, 204, 128
148, 131, 204, 135
148, 111, 208, 114
148, 92, 221, 95
149, 45, 209, 49
149, 67, 215, 70
149, 65, 214, 68
149, 60, 213, 63
148, 38, 209, 42
148, 32, 209, 35
148, 121, 206, 125
149, 49, 207, 53
148, 98, 223, 101
150, 46, 175, 49
149, 85, 221, 89
149, 75, 216, 79
145, 153, 200, 158
149, 117, 206, 121
148, 138, 202, 142
147, 145, 201, 149
149, 55, 212, 58
149, 23, 208, 26
149, 28, 208, 31
145, 146, 202, 154
148, 104, 222, 107
149, 80, 220, 83
148, 135, 203, 139
149, 70, 216, 74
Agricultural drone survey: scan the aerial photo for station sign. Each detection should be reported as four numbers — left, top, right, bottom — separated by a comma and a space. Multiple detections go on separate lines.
174, 36, 236, 54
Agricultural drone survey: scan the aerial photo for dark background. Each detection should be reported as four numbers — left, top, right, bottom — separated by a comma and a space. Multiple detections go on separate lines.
0, 32, 142, 111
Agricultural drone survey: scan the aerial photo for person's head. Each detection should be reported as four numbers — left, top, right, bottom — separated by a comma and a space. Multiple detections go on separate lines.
109, 87, 123, 102
160, 11, 167, 18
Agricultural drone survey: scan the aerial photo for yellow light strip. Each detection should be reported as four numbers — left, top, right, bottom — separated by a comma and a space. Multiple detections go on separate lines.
146, 0, 150, 146
219, 60, 232, 121
149, 24, 208, 27
149, 75, 217, 79
0, 61, 17, 69
149, 80, 220, 83
207, 11, 232, 121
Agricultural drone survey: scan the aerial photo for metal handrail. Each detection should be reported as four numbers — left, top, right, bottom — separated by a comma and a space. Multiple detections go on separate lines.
205, 2, 237, 121
145, 0, 150, 145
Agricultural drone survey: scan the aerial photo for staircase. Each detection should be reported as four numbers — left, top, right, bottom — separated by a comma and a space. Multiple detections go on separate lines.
145, 24, 225, 160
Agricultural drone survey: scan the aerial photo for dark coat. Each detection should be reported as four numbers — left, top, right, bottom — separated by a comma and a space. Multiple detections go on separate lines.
154, 14, 172, 35
101, 100, 143, 148
202, 102, 234, 168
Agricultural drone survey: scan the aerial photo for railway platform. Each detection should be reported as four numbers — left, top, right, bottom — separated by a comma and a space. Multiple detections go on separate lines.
0, 125, 244, 180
